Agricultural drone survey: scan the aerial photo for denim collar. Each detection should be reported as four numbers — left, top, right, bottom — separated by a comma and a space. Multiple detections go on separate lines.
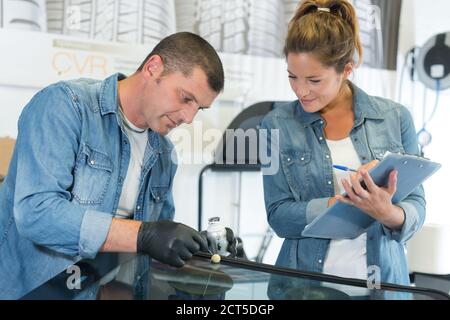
99, 72, 127, 116
98, 73, 164, 153
296, 82, 386, 126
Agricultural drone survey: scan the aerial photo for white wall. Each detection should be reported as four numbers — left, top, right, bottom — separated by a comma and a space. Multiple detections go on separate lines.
397, 0, 450, 225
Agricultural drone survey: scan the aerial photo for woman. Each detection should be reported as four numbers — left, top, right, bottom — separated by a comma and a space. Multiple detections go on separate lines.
261, 0, 425, 288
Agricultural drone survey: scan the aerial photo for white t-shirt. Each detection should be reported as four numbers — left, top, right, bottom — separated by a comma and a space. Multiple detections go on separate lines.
323, 137, 368, 281
115, 111, 148, 219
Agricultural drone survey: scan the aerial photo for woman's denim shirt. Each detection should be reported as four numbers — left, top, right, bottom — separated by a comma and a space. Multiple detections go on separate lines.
0, 73, 177, 299
261, 83, 425, 286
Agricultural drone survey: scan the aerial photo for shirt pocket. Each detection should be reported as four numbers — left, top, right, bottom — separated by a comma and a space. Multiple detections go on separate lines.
280, 150, 312, 200
148, 185, 169, 220
150, 185, 169, 203
72, 144, 113, 205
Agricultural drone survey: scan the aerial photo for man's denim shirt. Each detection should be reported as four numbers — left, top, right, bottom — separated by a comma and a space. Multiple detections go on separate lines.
0, 73, 177, 299
261, 83, 425, 286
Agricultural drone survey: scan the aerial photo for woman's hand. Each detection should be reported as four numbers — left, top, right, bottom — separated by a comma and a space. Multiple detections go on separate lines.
335, 168, 406, 230
327, 197, 338, 207
356, 160, 379, 178
328, 161, 379, 208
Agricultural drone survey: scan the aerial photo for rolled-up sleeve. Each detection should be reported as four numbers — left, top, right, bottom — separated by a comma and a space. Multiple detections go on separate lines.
13, 84, 112, 258
382, 200, 423, 243
381, 105, 426, 243
79, 210, 113, 259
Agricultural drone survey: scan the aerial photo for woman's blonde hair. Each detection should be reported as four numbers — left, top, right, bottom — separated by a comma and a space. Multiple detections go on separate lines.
284, 0, 363, 73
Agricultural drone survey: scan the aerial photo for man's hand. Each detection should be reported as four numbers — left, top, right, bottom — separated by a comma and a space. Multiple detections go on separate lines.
137, 221, 208, 268
200, 227, 237, 257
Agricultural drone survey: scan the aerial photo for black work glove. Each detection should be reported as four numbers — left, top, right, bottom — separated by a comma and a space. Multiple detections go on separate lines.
200, 227, 237, 258
137, 221, 208, 268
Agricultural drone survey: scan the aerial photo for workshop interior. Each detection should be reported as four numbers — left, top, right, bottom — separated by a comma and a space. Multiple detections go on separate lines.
1, 0, 450, 301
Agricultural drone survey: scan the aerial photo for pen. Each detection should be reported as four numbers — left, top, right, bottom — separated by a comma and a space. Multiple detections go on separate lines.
333, 165, 358, 172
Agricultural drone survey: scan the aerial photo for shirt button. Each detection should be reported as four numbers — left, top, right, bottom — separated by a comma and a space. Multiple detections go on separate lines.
320, 120, 324, 125
300, 157, 305, 161
325, 155, 330, 159
318, 259, 323, 264
90, 160, 95, 165
287, 158, 291, 162
319, 137, 323, 141
136, 206, 141, 210
156, 196, 160, 201
328, 181, 332, 185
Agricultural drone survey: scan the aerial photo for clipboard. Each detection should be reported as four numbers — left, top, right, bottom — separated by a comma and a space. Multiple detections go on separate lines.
301, 153, 441, 240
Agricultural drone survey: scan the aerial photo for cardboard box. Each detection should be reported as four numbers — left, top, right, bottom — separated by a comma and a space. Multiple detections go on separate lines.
0, 137, 16, 177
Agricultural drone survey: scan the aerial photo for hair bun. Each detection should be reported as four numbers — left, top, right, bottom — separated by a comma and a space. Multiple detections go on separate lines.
284, 0, 363, 69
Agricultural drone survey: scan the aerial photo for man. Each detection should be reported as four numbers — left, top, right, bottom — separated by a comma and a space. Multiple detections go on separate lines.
0, 32, 231, 299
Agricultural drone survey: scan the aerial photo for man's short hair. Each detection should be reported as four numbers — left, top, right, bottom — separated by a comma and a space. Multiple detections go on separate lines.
137, 32, 224, 93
